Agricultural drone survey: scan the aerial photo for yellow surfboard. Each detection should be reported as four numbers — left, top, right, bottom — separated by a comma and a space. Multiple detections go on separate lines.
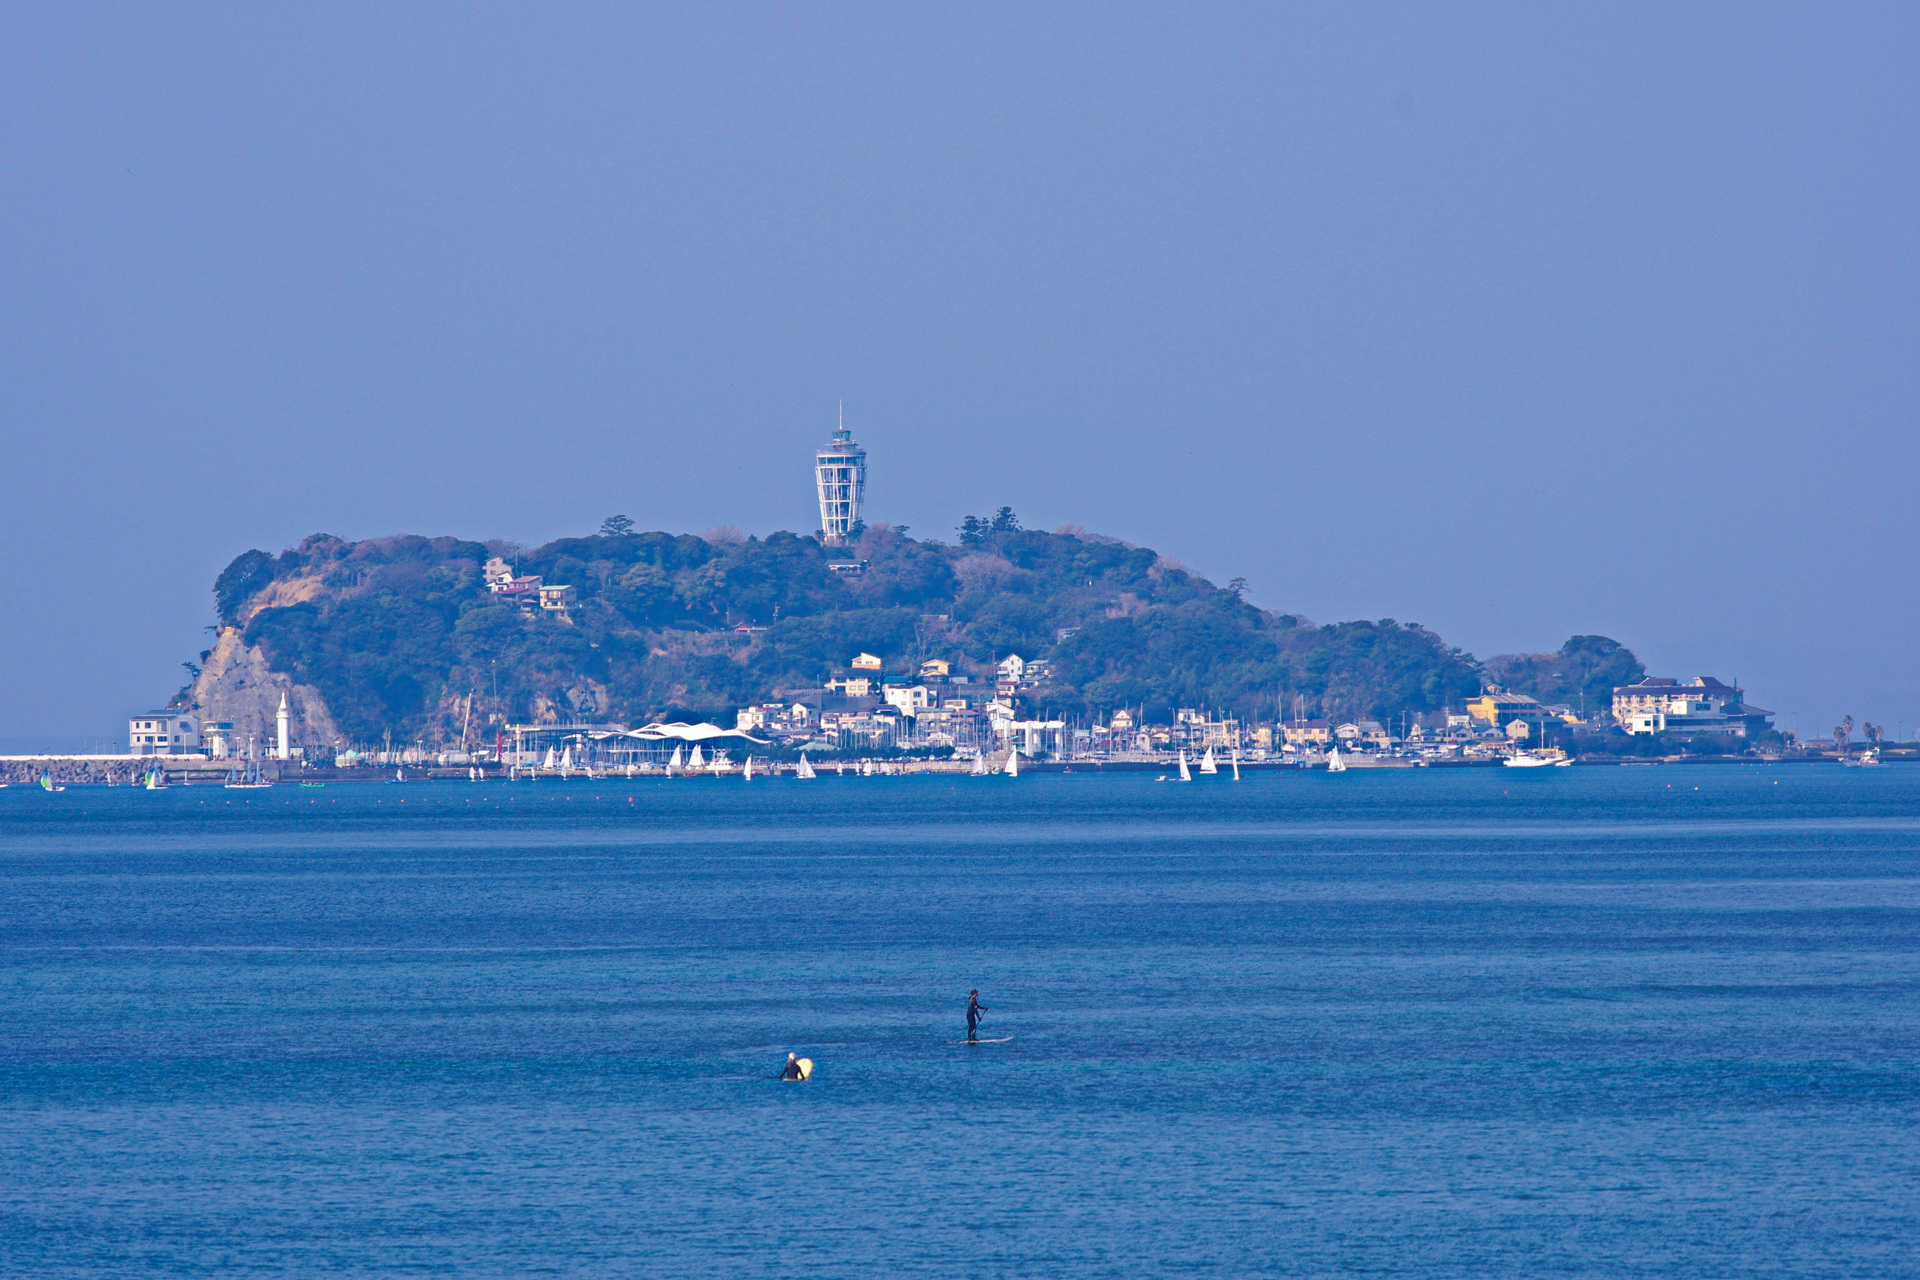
796, 1057, 813, 1080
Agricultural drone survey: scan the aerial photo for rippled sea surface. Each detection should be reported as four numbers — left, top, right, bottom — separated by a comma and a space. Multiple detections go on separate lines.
2, 764, 1917, 1277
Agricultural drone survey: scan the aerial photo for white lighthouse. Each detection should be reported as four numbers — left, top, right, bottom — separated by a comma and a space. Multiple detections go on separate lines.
814, 407, 866, 545
275, 692, 290, 761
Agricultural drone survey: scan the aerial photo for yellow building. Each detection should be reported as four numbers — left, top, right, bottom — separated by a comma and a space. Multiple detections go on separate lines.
1465, 689, 1544, 727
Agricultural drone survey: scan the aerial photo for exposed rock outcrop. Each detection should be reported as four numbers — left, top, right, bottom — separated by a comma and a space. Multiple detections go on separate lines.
189, 626, 343, 751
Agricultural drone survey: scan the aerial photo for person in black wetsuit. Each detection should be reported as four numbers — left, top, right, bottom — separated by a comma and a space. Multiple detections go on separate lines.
967, 989, 988, 1042
780, 1052, 804, 1080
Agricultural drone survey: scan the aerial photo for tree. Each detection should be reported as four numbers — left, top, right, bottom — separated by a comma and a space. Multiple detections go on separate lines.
599, 515, 635, 537
990, 506, 1021, 533
213, 549, 275, 623
1834, 715, 1854, 750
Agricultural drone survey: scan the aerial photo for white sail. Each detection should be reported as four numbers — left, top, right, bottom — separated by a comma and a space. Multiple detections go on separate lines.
970, 752, 988, 776
861, 760, 873, 777
1006, 748, 1019, 777
1178, 750, 1192, 782
1231, 751, 1241, 781
560, 745, 573, 770
542, 746, 557, 769
1327, 746, 1346, 772
796, 753, 816, 779
1199, 747, 1218, 774
688, 743, 705, 769
667, 744, 683, 771
743, 756, 753, 781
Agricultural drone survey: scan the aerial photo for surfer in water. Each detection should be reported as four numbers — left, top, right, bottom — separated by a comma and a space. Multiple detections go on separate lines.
967, 989, 988, 1042
780, 1053, 805, 1080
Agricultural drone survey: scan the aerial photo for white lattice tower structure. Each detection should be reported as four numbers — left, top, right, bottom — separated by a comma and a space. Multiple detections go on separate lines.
814, 407, 866, 545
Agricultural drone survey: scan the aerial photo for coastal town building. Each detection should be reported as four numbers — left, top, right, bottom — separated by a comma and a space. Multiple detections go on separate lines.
129, 711, 201, 756
1612, 677, 1773, 737
1465, 688, 1546, 728
1283, 718, 1333, 746
815, 413, 867, 545
883, 685, 933, 716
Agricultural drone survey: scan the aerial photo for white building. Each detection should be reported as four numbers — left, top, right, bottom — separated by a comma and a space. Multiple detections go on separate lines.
1612, 677, 1773, 737
997, 654, 1026, 683
815, 412, 867, 545
129, 711, 201, 756
883, 685, 933, 716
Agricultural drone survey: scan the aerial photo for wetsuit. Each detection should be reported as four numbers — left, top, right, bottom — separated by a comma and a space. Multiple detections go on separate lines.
967, 995, 988, 1041
780, 1058, 804, 1080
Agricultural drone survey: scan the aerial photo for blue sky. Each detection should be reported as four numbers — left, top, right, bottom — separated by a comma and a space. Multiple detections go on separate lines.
2, 3, 1914, 746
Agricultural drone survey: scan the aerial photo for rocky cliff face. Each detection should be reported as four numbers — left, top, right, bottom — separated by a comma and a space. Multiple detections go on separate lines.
189, 626, 343, 753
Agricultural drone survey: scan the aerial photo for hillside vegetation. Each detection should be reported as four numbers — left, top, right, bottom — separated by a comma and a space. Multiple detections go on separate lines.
209, 517, 1633, 746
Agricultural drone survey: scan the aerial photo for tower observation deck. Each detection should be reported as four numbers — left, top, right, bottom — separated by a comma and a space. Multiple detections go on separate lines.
814, 413, 866, 545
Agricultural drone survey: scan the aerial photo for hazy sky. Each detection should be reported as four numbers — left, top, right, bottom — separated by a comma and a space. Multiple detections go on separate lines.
2, 3, 1914, 747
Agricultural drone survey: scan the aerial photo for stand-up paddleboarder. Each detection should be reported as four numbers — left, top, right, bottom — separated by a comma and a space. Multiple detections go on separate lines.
967, 989, 988, 1042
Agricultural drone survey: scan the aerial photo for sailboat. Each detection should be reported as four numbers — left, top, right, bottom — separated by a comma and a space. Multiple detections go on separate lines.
795, 753, 816, 779
559, 745, 573, 771
145, 768, 167, 791
1326, 746, 1346, 772
227, 758, 273, 789
1199, 747, 1219, 775
1005, 748, 1019, 777
743, 756, 753, 781
1177, 750, 1192, 782
39, 771, 65, 792
1230, 751, 1241, 781
861, 760, 873, 777
667, 744, 683, 775
687, 743, 705, 770
542, 746, 557, 770
970, 752, 988, 777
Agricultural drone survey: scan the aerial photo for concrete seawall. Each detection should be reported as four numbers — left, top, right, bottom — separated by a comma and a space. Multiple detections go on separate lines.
0, 756, 284, 787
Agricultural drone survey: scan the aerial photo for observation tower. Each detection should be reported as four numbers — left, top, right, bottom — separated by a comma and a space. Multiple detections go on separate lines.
814, 408, 866, 545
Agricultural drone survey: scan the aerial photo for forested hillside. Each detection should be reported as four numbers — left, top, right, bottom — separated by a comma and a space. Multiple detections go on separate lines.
198, 515, 1635, 748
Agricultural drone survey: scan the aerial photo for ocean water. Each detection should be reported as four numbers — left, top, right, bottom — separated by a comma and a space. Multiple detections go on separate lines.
1, 765, 1916, 1277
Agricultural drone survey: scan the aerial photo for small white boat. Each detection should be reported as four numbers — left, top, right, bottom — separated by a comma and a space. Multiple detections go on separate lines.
795, 753, 816, 779
667, 744, 684, 775
970, 753, 988, 777
1199, 747, 1219, 775
1505, 748, 1572, 768
1230, 751, 1241, 781
1326, 747, 1346, 773
1177, 751, 1192, 782
743, 756, 754, 781
1842, 748, 1883, 767
542, 746, 558, 770
687, 744, 705, 770
145, 769, 167, 791
1005, 748, 1019, 778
